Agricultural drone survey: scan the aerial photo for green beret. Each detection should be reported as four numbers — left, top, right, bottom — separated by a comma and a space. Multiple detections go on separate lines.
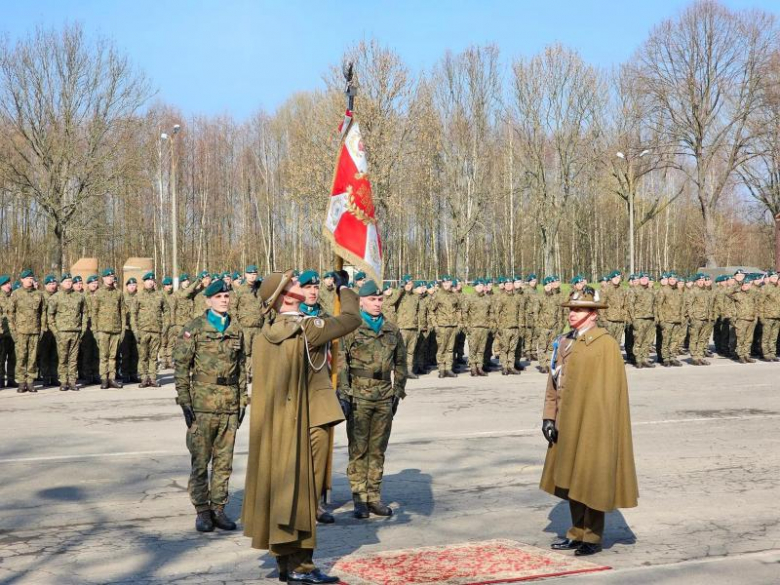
20, 269, 34, 279
72, 275, 82, 283
44, 274, 57, 285
86, 274, 99, 284
359, 280, 381, 297
608, 270, 622, 279
203, 279, 230, 298
211, 273, 220, 280
162, 276, 173, 286
383, 283, 392, 291
734, 268, 746, 276
61, 273, 72, 281
232, 272, 240, 280
179, 273, 190, 282
526, 273, 538, 281
451, 278, 459, 286
101, 268, 115, 277
323, 271, 335, 279
142, 272, 155, 281
354, 271, 367, 281
298, 270, 320, 286
245, 264, 258, 274
401, 273, 412, 284
198, 270, 210, 279
221, 271, 230, 279
0, 275, 10, 286
126, 277, 137, 285
570, 274, 585, 285
543, 276, 555, 285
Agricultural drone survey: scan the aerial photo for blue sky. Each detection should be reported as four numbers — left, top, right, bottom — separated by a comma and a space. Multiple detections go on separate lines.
3, 0, 777, 119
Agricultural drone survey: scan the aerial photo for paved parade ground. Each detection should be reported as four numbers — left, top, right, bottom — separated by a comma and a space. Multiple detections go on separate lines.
2, 357, 780, 584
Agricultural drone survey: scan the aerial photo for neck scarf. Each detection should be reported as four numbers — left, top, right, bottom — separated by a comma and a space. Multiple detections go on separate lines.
300, 303, 320, 317
207, 309, 230, 333
360, 309, 384, 334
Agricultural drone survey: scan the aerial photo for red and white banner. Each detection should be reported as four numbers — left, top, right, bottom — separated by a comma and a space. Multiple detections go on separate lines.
323, 110, 383, 283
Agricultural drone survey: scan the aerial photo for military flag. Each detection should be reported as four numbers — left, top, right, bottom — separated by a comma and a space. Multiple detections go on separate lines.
323, 109, 383, 284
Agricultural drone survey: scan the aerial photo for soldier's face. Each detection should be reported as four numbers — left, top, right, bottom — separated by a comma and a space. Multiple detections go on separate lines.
208, 291, 231, 313
575, 281, 585, 291
88, 281, 99, 291
529, 280, 537, 288
475, 284, 484, 294
323, 276, 334, 287
771, 275, 779, 284
1, 283, 10, 293
611, 277, 621, 286
46, 282, 57, 293
61, 280, 73, 291
144, 280, 154, 290
164, 284, 173, 292
514, 282, 522, 290
640, 277, 650, 286
302, 284, 319, 304
442, 281, 452, 291
127, 283, 137, 293
544, 284, 553, 292
245, 272, 258, 284
181, 280, 190, 289
568, 308, 596, 330
735, 274, 745, 282
74, 282, 83, 291
203, 276, 212, 286
696, 280, 705, 288
742, 283, 751, 291
404, 282, 413, 291
21, 277, 34, 289
360, 294, 384, 316
103, 276, 114, 287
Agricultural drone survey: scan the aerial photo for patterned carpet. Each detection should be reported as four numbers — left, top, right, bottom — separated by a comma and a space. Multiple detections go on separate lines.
324, 539, 611, 584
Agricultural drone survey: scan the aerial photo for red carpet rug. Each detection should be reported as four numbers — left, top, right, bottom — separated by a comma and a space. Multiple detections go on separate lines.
324, 539, 611, 584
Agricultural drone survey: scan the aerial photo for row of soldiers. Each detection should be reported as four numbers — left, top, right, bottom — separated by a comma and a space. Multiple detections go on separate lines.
0, 266, 267, 393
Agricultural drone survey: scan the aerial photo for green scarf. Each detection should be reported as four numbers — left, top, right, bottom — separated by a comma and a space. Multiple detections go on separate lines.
361, 309, 384, 333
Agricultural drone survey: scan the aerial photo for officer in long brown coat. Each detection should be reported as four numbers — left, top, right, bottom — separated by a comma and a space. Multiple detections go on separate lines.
540, 287, 638, 556
242, 269, 360, 585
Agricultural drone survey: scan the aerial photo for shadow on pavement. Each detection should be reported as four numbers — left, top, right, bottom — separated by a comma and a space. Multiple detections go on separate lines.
543, 500, 637, 549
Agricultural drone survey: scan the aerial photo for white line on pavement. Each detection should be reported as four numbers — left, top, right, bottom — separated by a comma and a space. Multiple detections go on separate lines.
0, 450, 172, 464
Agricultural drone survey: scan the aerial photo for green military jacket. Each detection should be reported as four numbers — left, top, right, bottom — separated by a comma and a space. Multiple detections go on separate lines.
536, 291, 560, 330
383, 288, 399, 323
0, 290, 12, 337
339, 317, 407, 401
132, 288, 170, 334
233, 281, 265, 328
84, 290, 97, 331
418, 294, 432, 332
93, 286, 126, 334
495, 291, 522, 329
601, 283, 627, 322
393, 288, 420, 330
9, 286, 46, 336
463, 292, 492, 329
47, 289, 87, 334
169, 280, 200, 327
174, 313, 247, 414
761, 284, 780, 319
524, 288, 539, 328
123, 291, 137, 332
629, 286, 655, 321
319, 285, 336, 316
730, 288, 757, 321
656, 286, 685, 323
685, 286, 712, 321
429, 289, 461, 328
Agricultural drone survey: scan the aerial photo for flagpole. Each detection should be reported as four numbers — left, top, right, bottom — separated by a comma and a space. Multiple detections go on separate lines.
323, 62, 356, 504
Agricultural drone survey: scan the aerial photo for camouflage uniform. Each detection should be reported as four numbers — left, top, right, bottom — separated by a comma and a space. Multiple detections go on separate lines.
232, 281, 264, 378
685, 286, 713, 361
535, 290, 560, 370
339, 317, 406, 505
93, 286, 126, 381
383, 288, 399, 324
9, 286, 46, 387
161, 288, 175, 367
169, 280, 202, 360
730, 287, 757, 360
462, 291, 492, 373
429, 289, 461, 374
318, 285, 336, 316
47, 288, 87, 386
523, 287, 538, 361
600, 283, 627, 344
121, 291, 139, 380
760, 282, 780, 359
656, 285, 685, 364
417, 293, 434, 372
174, 313, 247, 513
629, 285, 656, 365
494, 290, 522, 372
392, 288, 420, 373
132, 287, 169, 381
0, 289, 15, 386
79, 288, 100, 383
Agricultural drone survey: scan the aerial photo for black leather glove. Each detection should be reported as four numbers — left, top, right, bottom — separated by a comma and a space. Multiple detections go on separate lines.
181, 405, 196, 428
238, 407, 246, 428
338, 394, 352, 419
542, 419, 557, 445
392, 396, 401, 416
333, 270, 350, 293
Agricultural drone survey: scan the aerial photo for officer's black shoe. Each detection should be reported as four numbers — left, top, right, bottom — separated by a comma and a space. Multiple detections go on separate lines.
550, 538, 582, 550
101, 379, 109, 389
368, 501, 393, 516
353, 501, 369, 519
316, 507, 335, 524
574, 542, 602, 556
212, 508, 237, 530
108, 378, 123, 389
287, 568, 339, 584
195, 510, 215, 532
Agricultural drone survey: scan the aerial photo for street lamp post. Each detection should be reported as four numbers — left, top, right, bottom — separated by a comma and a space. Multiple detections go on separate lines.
162, 124, 181, 289
616, 149, 649, 275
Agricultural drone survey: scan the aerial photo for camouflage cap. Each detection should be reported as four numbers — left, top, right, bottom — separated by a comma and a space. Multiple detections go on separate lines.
298, 269, 320, 286
44, 274, 58, 285
20, 269, 34, 279
203, 279, 230, 298
0, 275, 10, 286
162, 276, 173, 286
359, 280, 381, 297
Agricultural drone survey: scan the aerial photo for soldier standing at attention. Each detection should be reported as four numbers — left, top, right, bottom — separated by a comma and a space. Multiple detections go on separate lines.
535, 277, 561, 374
624, 274, 638, 364
318, 272, 336, 315
540, 287, 638, 556
133, 272, 169, 387
175, 279, 247, 534
9, 270, 46, 393
233, 265, 264, 381
600, 271, 627, 345
0, 275, 16, 389
686, 273, 713, 366
760, 272, 780, 361
47, 273, 87, 391
730, 277, 758, 363
429, 276, 461, 378
93, 269, 125, 389
390, 277, 421, 379
629, 274, 656, 369
524, 274, 539, 363
656, 273, 685, 367
121, 277, 140, 383
160, 276, 175, 368
463, 279, 491, 377
339, 280, 406, 519
353, 271, 367, 290
79, 275, 101, 385
39, 275, 60, 386
495, 278, 522, 376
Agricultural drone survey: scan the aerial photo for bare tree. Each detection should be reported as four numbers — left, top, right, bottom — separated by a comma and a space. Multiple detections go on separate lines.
634, 0, 777, 266
0, 23, 152, 271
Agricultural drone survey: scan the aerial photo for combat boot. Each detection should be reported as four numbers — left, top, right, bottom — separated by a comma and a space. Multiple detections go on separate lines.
501, 367, 509, 376
195, 510, 215, 532
477, 366, 488, 376
746, 356, 756, 363
443, 370, 457, 378
367, 501, 393, 517
148, 378, 161, 388
643, 360, 655, 368
16, 382, 27, 393
28, 383, 37, 393
70, 383, 81, 391
353, 496, 369, 519
470, 367, 478, 377
101, 378, 109, 389
508, 367, 521, 375
671, 358, 683, 367
406, 371, 418, 380
108, 378, 123, 389
514, 362, 526, 371
59, 384, 69, 391
212, 507, 237, 530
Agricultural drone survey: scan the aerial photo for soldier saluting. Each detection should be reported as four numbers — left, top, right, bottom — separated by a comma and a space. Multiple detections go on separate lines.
174, 278, 247, 533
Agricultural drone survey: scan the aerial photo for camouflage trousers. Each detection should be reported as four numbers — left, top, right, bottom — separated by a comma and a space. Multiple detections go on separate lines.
15, 333, 39, 385
761, 318, 780, 359
400, 329, 419, 371
604, 321, 625, 345
137, 331, 161, 379
523, 326, 535, 360
166, 326, 182, 367
78, 328, 99, 381
56, 331, 81, 385
0, 334, 14, 383
38, 330, 57, 380
467, 327, 489, 368
186, 412, 238, 512
535, 329, 557, 369
121, 330, 138, 378
97, 331, 121, 379
346, 397, 394, 503
498, 328, 519, 368
434, 326, 457, 371
687, 319, 710, 359
632, 319, 655, 364
660, 322, 682, 362
734, 319, 757, 359
242, 326, 262, 377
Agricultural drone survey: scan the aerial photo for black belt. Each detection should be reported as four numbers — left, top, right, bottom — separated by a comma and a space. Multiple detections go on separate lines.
350, 368, 391, 382
193, 373, 238, 386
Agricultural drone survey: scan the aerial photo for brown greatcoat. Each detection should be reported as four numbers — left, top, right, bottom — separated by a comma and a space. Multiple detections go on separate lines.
540, 326, 639, 512
242, 289, 361, 551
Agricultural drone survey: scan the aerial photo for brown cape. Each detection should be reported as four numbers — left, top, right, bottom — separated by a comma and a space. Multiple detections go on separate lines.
540, 327, 639, 512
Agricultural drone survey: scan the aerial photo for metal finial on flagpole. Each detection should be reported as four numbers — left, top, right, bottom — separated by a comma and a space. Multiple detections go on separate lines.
343, 61, 356, 111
